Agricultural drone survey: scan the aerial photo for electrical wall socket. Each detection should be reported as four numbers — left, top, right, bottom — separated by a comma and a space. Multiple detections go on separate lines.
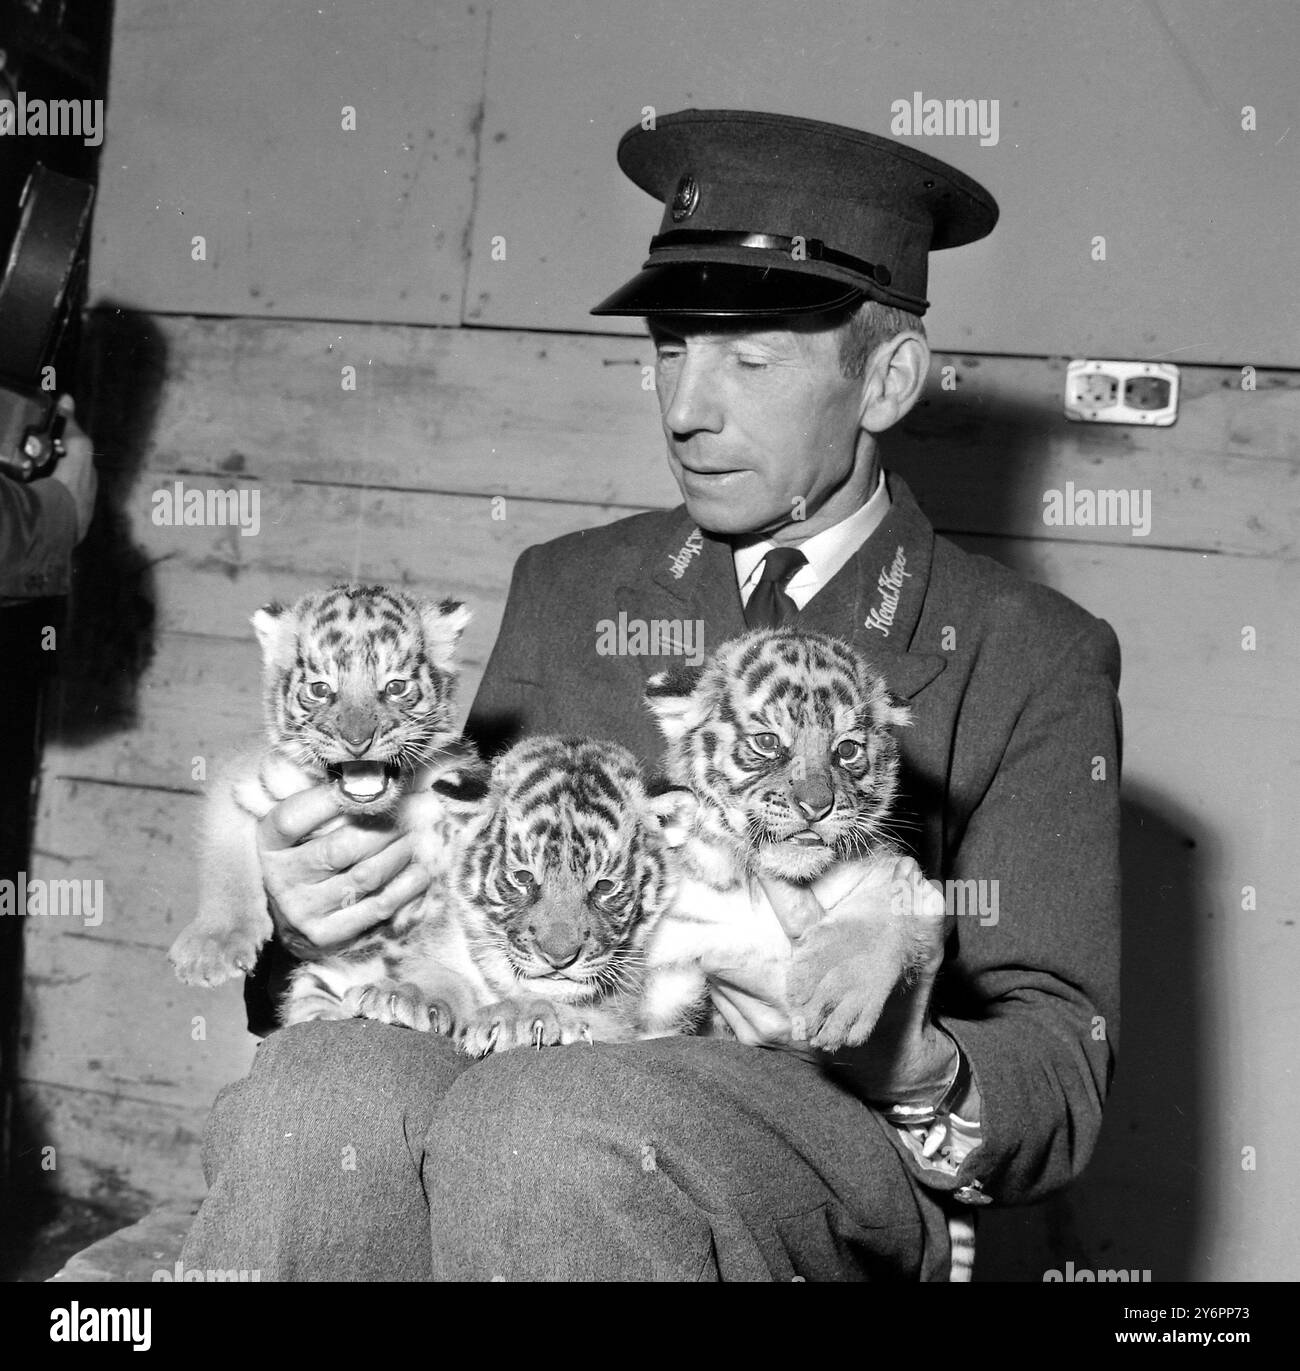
1065, 360, 1179, 426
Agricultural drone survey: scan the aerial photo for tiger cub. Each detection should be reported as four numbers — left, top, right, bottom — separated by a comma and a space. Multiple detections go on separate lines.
642, 627, 975, 1283
283, 735, 694, 1052
639, 626, 938, 1045
168, 583, 478, 990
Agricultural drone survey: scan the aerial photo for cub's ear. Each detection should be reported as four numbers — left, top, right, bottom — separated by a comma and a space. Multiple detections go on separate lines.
422, 598, 472, 671
250, 602, 295, 669
861, 672, 911, 731
644, 663, 706, 745
646, 786, 699, 849
885, 699, 912, 730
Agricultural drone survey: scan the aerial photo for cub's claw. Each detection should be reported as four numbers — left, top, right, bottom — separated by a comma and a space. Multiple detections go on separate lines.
460, 998, 595, 1056
344, 983, 436, 1032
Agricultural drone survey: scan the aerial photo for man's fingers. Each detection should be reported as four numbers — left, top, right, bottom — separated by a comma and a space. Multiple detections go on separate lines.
338, 833, 415, 901
257, 785, 345, 851
307, 834, 414, 914
708, 982, 791, 1046
756, 874, 824, 941
295, 860, 431, 949
316, 826, 410, 883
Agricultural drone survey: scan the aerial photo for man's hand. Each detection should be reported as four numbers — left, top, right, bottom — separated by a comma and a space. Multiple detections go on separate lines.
48, 395, 97, 543
711, 853, 958, 1105
257, 784, 433, 958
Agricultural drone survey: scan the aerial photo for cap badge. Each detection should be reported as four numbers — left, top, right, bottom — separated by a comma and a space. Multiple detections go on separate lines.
670, 173, 700, 222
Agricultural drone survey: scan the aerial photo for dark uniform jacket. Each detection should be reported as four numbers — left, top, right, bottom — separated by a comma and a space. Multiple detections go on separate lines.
0, 474, 76, 603
466, 471, 1123, 1208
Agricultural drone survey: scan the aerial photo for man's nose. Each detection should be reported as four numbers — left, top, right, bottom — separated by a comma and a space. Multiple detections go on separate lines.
661, 351, 723, 436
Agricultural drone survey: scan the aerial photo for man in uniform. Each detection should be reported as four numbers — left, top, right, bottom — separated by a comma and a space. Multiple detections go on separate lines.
184, 111, 1121, 1282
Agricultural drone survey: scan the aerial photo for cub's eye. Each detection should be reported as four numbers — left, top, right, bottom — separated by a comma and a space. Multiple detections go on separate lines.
834, 738, 866, 764
508, 869, 537, 892
383, 678, 412, 699
748, 732, 782, 758
591, 878, 621, 899
303, 681, 333, 701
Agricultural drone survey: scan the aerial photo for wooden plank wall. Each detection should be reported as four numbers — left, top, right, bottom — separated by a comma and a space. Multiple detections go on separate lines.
15, 0, 1299, 1280
465, 0, 1299, 363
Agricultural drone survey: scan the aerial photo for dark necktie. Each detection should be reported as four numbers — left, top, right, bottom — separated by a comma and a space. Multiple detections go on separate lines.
744, 547, 807, 630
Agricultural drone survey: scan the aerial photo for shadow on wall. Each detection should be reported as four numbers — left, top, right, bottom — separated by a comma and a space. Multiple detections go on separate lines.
970, 760, 1206, 1281
894, 379, 1210, 1279
48, 306, 167, 746
0, 307, 167, 1270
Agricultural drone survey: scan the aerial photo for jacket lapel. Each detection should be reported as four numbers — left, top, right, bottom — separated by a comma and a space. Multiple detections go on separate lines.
796, 472, 948, 701
621, 511, 748, 653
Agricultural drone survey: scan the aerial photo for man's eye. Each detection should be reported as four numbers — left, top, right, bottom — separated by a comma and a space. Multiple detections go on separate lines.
749, 732, 782, 758
383, 678, 412, 698
736, 356, 769, 370
303, 681, 333, 701
834, 738, 866, 764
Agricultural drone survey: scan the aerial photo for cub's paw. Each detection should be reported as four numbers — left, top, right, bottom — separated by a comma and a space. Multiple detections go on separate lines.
168, 922, 266, 988
459, 997, 595, 1057
343, 982, 455, 1034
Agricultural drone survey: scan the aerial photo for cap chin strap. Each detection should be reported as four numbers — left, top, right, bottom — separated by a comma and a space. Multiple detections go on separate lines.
647, 229, 928, 314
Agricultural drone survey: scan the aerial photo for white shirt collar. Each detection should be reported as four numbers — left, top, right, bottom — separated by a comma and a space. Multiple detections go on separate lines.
734, 469, 891, 610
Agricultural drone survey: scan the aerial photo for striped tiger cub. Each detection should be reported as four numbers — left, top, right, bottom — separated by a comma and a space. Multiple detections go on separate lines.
284, 735, 698, 1050
641, 626, 975, 1281
639, 625, 926, 1040
167, 583, 479, 991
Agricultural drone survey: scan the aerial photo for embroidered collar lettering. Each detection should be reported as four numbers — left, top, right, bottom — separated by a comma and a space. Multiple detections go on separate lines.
668, 527, 704, 580
864, 544, 912, 636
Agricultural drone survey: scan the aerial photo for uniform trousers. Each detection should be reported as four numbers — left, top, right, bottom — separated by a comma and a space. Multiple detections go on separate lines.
181, 1018, 952, 1281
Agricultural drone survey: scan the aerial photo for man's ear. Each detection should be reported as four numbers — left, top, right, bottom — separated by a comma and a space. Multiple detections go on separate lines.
647, 786, 698, 848
421, 598, 472, 671
644, 664, 707, 745
250, 602, 295, 670
859, 331, 930, 434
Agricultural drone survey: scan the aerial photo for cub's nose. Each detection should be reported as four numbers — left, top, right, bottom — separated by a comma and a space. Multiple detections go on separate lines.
792, 778, 834, 823
534, 931, 585, 970
338, 728, 375, 757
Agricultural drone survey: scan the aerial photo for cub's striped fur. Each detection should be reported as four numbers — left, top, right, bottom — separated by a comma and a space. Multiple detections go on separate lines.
284, 735, 696, 1050
168, 583, 477, 990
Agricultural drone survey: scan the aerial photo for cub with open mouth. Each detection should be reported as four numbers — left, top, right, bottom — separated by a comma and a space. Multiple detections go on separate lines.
168, 582, 480, 989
